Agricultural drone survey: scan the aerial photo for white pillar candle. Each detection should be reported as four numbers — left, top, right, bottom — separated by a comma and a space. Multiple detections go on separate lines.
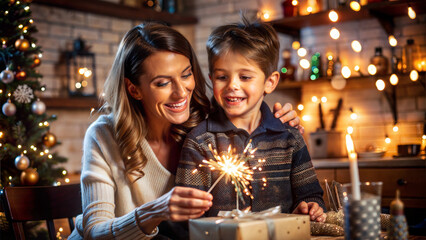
346, 134, 361, 200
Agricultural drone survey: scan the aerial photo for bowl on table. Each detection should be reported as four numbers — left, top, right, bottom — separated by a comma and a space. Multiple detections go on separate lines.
358, 151, 386, 159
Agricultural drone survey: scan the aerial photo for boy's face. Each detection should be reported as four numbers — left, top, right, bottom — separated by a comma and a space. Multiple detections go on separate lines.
210, 51, 278, 122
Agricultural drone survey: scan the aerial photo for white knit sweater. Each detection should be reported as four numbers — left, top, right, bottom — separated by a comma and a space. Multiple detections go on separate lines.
69, 114, 175, 239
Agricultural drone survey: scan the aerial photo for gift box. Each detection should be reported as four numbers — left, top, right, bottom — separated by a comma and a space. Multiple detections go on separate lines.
189, 213, 310, 240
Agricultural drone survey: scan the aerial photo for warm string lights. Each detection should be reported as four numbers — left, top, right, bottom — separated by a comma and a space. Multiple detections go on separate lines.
346, 107, 358, 136
349, 1, 361, 12
328, 10, 338, 22
407, 5, 416, 19
54, 170, 70, 186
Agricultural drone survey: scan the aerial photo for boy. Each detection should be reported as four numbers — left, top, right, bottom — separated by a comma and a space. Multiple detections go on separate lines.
176, 18, 326, 222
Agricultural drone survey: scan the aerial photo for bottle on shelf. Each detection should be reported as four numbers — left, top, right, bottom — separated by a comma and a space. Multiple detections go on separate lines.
333, 56, 342, 76
326, 54, 335, 78
163, 0, 176, 13
402, 39, 422, 73
299, 0, 320, 16
280, 49, 296, 81
143, 0, 161, 12
310, 52, 321, 80
281, 0, 297, 17
370, 47, 388, 75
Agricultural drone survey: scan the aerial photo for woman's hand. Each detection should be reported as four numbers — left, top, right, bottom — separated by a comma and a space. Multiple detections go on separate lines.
165, 187, 213, 221
136, 187, 212, 234
140, 186, 212, 222
273, 103, 304, 134
292, 201, 326, 222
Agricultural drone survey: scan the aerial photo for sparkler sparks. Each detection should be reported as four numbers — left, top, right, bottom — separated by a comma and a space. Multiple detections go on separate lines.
197, 140, 265, 204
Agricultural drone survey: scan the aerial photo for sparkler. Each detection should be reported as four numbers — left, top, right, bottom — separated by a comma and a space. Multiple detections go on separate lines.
198, 140, 265, 206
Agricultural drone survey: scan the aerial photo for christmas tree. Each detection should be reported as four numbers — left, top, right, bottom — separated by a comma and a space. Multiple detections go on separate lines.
0, 0, 67, 189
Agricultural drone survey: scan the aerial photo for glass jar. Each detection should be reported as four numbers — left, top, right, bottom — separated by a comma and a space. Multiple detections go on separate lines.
402, 39, 422, 73
282, 0, 297, 17
370, 47, 388, 75
280, 49, 296, 81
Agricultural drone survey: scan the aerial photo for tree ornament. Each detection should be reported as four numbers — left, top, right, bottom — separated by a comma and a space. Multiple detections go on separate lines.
20, 168, 39, 185
31, 57, 41, 68
15, 154, 30, 170
2, 100, 16, 116
15, 37, 30, 51
15, 70, 27, 81
0, 68, 14, 84
31, 98, 46, 115
42, 132, 57, 148
13, 84, 34, 103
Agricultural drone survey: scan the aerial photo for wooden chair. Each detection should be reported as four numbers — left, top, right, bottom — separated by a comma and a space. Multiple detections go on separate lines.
1, 184, 82, 240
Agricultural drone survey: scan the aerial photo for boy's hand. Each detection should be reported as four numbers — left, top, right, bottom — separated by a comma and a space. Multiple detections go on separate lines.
273, 103, 304, 134
292, 201, 326, 222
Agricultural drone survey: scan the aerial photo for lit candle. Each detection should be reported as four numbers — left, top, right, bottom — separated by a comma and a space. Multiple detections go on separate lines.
346, 134, 361, 200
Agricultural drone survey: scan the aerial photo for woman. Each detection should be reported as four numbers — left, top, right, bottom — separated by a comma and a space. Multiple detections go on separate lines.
69, 22, 301, 239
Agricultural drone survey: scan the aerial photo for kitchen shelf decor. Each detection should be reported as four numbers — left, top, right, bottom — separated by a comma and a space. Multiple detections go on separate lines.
269, 0, 426, 38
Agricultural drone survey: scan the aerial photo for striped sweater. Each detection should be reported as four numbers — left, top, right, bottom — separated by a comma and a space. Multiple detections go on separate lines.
176, 102, 325, 216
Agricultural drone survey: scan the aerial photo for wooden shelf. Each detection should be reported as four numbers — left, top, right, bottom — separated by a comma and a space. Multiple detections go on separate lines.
41, 97, 102, 109
33, 0, 197, 25
276, 73, 425, 90
269, 0, 426, 37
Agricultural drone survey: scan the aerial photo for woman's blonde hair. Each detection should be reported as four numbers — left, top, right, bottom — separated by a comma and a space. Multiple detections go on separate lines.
102, 22, 209, 179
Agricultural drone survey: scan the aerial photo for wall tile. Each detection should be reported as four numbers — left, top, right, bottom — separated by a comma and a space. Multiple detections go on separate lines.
72, 28, 100, 41
87, 14, 112, 30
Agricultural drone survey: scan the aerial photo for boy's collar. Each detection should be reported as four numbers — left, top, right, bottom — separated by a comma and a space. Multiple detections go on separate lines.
207, 102, 286, 133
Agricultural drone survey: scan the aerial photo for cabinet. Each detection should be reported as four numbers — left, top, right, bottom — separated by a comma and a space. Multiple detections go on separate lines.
269, 0, 426, 38
314, 157, 426, 209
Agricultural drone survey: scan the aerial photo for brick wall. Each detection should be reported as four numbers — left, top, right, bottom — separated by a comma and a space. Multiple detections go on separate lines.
31, 1, 425, 172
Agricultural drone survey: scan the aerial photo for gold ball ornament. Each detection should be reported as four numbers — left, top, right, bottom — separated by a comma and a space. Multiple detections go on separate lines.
15, 38, 30, 51
20, 168, 39, 185
31, 57, 41, 68
15, 154, 30, 170
15, 70, 27, 81
42, 132, 57, 148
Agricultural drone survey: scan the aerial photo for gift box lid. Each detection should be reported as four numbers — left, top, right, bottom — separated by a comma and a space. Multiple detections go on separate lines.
189, 213, 310, 240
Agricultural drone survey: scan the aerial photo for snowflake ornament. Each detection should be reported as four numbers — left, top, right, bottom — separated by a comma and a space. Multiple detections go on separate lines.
13, 84, 34, 104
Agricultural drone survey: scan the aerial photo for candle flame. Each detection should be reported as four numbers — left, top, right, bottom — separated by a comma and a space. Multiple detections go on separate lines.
346, 134, 355, 154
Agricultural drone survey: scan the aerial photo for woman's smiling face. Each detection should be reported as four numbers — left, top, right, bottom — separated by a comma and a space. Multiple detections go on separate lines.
135, 51, 195, 125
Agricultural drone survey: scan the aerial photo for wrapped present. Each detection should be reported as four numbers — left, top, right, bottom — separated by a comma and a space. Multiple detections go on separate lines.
189, 213, 310, 240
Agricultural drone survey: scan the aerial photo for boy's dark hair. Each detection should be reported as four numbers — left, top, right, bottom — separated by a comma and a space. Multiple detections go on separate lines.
206, 16, 280, 78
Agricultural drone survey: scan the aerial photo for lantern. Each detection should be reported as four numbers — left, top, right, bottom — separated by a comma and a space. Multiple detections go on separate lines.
65, 38, 97, 97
